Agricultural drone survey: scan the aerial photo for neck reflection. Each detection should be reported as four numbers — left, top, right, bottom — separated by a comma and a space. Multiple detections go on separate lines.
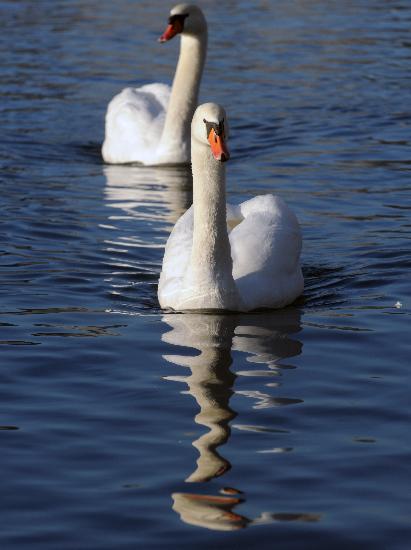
162, 309, 313, 532
162, 313, 237, 482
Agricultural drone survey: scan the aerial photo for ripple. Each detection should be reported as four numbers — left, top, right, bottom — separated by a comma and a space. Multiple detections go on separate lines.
257, 447, 294, 454
253, 512, 322, 524
235, 391, 303, 409
233, 424, 290, 434
0, 426, 19, 430
1, 0, 410, 547
0, 340, 40, 346
236, 369, 281, 377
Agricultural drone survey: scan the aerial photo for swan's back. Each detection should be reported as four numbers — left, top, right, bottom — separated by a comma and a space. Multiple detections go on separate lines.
102, 83, 171, 164
230, 195, 303, 310
159, 195, 303, 312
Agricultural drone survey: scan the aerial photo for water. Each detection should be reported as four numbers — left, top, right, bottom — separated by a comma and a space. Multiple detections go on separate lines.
1, 0, 410, 547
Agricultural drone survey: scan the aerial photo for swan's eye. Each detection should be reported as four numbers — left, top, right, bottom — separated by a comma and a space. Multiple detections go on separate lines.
203, 118, 225, 141
204, 119, 213, 140
168, 13, 189, 26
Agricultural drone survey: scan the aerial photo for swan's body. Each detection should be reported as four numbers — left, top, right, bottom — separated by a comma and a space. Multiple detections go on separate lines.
158, 103, 303, 312
102, 4, 207, 166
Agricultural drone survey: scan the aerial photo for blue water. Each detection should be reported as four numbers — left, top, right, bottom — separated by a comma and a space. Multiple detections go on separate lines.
1, 0, 410, 548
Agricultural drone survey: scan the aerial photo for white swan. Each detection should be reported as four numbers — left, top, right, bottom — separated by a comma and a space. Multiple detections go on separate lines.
102, 4, 207, 166
158, 103, 304, 311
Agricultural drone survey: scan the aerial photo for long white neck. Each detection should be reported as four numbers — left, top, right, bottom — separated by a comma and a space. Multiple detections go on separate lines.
158, 32, 207, 162
179, 139, 240, 310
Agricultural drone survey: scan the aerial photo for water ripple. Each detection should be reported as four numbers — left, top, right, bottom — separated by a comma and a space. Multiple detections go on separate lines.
1, 0, 410, 547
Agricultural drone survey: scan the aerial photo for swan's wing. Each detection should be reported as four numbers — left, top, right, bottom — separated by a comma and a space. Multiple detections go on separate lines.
102, 83, 171, 164
138, 83, 170, 112
230, 195, 303, 310
158, 206, 194, 309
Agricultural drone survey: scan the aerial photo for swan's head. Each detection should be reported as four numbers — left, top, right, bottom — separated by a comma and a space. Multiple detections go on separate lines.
159, 4, 207, 42
192, 103, 230, 163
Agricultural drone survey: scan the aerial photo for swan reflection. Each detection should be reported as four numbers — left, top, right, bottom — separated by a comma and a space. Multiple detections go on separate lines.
172, 492, 248, 531
102, 164, 192, 306
172, 492, 321, 531
103, 163, 192, 231
162, 310, 320, 530
163, 314, 237, 483
163, 310, 301, 482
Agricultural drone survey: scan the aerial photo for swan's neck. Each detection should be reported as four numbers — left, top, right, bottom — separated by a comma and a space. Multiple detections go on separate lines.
182, 140, 239, 310
158, 32, 207, 160
191, 141, 232, 280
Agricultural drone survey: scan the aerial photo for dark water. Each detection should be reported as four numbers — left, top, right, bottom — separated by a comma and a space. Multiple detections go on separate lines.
1, 0, 410, 548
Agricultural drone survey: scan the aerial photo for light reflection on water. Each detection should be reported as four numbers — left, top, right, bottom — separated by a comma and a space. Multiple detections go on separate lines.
103, 164, 192, 230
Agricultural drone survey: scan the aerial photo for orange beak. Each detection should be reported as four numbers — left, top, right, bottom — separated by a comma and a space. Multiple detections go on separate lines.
208, 128, 230, 162
159, 19, 183, 42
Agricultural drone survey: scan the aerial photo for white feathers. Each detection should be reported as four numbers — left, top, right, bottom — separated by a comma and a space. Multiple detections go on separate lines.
158, 103, 303, 312
102, 5, 207, 166
102, 84, 171, 165
230, 196, 303, 310
159, 197, 303, 311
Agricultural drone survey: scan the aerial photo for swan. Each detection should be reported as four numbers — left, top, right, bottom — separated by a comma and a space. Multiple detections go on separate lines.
102, 4, 207, 166
158, 103, 304, 311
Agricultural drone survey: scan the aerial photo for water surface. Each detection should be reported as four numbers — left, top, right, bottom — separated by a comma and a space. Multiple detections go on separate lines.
1, 0, 410, 548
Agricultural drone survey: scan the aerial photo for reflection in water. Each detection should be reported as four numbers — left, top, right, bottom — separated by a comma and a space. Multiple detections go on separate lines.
171, 493, 321, 531
172, 493, 248, 531
232, 311, 303, 412
103, 163, 192, 230
163, 314, 237, 483
102, 164, 192, 307
162, 310, 320, 530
